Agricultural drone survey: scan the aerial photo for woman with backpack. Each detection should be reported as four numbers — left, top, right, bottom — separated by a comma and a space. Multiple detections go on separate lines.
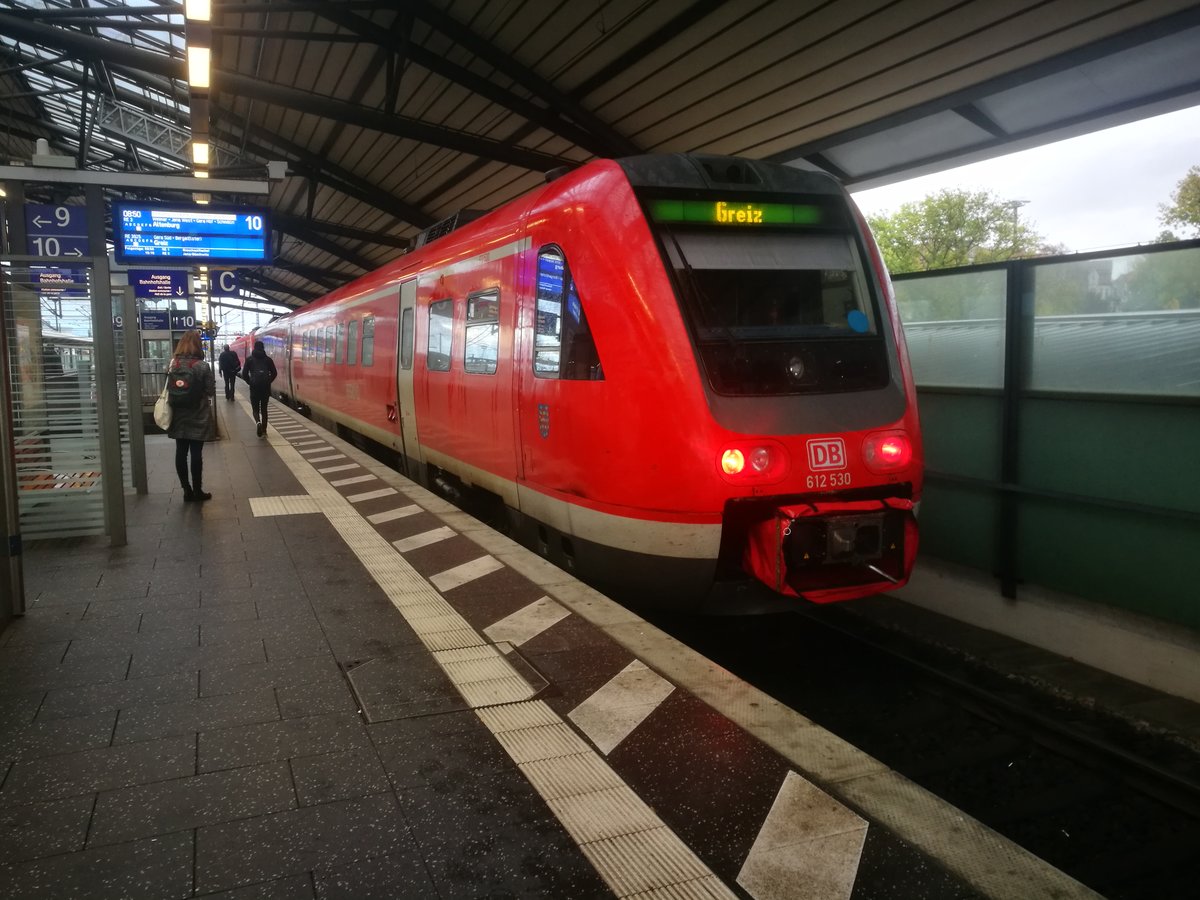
165, 330, 216, 501
241, 340, 278, 437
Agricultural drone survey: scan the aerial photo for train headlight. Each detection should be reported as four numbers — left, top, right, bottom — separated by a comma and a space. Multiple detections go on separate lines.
718, 441, 788, 484
787, 356, 805, 380
862, 431, 913, 473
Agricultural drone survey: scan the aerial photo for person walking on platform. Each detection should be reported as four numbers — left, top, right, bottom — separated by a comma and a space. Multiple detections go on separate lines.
217, 344, 241, 401
241, 340, 278, 438
165, 330, 216, 502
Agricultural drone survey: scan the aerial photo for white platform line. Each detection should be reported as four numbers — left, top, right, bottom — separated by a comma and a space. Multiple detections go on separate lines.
316, 463, 360, 474
430, 555, 504, 593
308, 453, 347, 463
367, 505, 422, 524
392, 526, 456, 553
293, 439, 326, 447
330, 474, 375, 487
484, 596, 570, 647
737, 771, 867, 900
568, 660, 675, 756
348, 487, 397, 504
299, 447, 332, 455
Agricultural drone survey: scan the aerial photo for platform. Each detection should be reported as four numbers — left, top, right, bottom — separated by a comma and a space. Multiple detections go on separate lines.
1, 396, 1099, 899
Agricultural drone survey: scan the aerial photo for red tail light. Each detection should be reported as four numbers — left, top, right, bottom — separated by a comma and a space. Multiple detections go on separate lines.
862, 431, 912, 473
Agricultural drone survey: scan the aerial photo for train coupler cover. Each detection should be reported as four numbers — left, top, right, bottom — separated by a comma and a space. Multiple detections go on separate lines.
742, 498, 918, 602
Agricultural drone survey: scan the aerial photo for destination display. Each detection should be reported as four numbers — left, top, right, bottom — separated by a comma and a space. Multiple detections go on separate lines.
112, 203, 270, 265
647, 199, 828, 227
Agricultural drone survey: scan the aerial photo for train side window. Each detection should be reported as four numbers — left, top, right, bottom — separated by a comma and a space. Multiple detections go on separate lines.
400, 308, 414, 370
335, 322, 345, 364
362, 315, 375, 366
534, 247, 604, 380
464, 290, 499, 375
427, 299, 453, 372
325, 326, 333, 363
347, 319, 359, 366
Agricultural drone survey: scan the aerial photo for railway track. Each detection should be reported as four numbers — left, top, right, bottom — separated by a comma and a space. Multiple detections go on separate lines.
643, 602, 1200, 900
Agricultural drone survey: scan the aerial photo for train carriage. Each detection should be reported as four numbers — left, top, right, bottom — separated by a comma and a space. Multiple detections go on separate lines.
233, 154, 924, 611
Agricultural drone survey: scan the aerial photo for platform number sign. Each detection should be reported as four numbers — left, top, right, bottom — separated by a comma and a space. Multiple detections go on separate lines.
24, 203, 90, 258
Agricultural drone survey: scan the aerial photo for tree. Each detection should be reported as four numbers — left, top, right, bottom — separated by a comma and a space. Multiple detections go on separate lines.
1158, 166, 1200, 237
865, 189, 1049, 274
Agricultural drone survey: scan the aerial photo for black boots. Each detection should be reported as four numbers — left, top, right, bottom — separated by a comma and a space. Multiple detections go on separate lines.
182, 483, 211, 502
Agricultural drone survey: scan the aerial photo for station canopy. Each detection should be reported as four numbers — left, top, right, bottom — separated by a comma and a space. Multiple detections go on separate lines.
2, 0, 1199, 309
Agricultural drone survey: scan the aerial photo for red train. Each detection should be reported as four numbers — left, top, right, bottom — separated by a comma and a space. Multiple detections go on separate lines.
231, 154, 923, 611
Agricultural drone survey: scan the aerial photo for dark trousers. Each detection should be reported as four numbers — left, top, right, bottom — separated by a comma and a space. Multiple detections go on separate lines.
250, 396, 269, 427
174, 438, 204, 489
222, 372, 237, 399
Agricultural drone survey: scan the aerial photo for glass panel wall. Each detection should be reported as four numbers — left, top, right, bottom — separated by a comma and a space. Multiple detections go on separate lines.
894, 241, 1200, 629
3, 263, 112, 537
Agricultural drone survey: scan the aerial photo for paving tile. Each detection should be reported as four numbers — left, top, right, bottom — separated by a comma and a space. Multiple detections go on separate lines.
195, 793, 410, 895
375, 712, 513, 792
114, 687, 281, 744
315, 610, 423, 663
201, 655, 344, 698
204, 617, 329, 661
38, 670, 198, 721
313, 847, 439, 899
82, 592, 200, 619
193, 873, 315, 899
0, 693, 41, 732
0, 734, 196, 807
2, 609, 141, 647
398, 769, 605, 900
0, 651, 131, 696
345, 653, 465, 722
89, 760, 296, 847
130, 637, 266, 679
62, 624, 201, 660
0, 794, 93, 865
291, 747, 390, 807
0, 828, 193, 899
276, 678, 359, 720
140, 603, 262, 631
0, 709, 117, 768
199, 713, 371, 773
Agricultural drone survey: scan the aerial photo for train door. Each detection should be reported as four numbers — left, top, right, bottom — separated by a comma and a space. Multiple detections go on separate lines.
395, 279, 421, 473
285, 324, 295, 396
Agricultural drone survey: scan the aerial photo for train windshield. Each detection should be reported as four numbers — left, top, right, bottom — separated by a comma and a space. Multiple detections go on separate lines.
656, 222, 891, 396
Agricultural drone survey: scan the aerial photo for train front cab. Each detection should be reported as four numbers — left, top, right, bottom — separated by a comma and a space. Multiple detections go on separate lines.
616, 154, 924, 606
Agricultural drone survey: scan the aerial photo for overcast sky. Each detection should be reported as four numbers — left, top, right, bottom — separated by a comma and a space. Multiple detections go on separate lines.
850, 103, 1200, 255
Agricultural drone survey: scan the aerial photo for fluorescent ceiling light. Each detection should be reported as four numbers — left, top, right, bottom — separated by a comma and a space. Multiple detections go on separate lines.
185, 1, 211, 22
192, 141, 209, 165
187, 46, 211, 89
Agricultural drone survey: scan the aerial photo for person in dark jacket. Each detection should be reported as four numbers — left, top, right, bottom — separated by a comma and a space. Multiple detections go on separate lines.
217, 344, 241, 401
241, 340, 278, 438
165, 330, 216, 501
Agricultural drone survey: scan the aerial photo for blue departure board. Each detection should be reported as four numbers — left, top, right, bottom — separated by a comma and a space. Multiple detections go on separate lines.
112, 203, 271, 266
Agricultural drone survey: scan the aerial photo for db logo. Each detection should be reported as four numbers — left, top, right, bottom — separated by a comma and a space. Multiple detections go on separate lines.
807, 438, 847, 471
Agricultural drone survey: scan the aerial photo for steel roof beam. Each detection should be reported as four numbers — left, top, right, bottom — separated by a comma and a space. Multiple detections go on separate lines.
272, 218, 377, 273
217, 71, 574, 173
272, 211, 409, 250
395, 0, 639, 157
214, 116, 437, 229
308, 4, 618, 157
